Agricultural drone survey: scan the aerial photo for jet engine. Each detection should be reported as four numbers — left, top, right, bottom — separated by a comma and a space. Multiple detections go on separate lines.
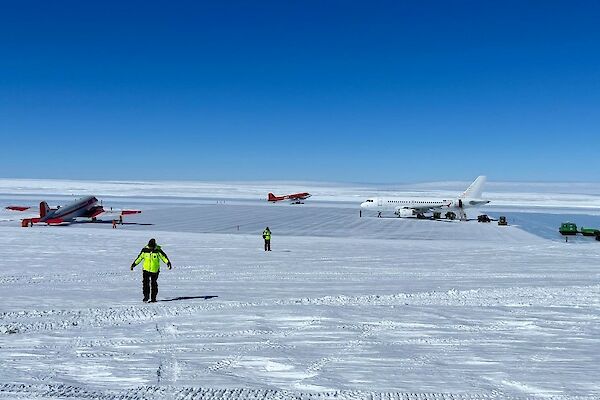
395, 208, 417, 218
451, 198, 489, 208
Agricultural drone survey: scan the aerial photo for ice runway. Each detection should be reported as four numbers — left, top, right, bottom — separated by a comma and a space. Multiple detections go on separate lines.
0, 182, 599, 399
1, 222, 599, 397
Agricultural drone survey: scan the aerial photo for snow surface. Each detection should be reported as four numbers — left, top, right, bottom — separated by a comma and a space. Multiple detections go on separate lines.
1, 180, 599, 399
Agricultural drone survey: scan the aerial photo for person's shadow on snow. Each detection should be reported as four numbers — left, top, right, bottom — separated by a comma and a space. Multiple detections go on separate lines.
160, 295, 218, 302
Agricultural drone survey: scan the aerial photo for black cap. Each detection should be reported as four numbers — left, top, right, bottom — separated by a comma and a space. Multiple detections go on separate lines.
148, 238, 156, 248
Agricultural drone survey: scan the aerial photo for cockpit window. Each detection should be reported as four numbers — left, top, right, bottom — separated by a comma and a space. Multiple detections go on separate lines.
366, 199, 374, 202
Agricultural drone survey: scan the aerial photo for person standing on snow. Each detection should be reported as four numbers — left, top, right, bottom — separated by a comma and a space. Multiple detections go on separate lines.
263, 227, 272, 251
131, 238, 172, 303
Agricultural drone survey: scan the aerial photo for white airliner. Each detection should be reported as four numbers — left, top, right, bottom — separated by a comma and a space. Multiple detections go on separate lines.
360, 176, 490, 220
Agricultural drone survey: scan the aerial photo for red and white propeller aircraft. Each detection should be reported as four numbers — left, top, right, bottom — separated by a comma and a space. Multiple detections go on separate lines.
267, 192, 312, 204
6, 196, 141, 226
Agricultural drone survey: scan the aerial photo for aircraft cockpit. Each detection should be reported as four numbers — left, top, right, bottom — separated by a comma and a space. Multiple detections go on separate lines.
360, 199, 376, 208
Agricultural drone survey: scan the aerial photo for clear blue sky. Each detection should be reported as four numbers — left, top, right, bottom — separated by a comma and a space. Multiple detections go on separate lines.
1, 1, 599, 182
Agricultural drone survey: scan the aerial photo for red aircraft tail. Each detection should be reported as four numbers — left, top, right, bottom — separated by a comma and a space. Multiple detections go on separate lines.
268, 193, 280, 202
39, 201, 50, 218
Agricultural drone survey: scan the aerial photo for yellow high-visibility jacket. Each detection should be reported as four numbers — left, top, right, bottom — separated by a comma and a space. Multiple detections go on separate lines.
133, 245, 170, 273
263, 229, 271, 240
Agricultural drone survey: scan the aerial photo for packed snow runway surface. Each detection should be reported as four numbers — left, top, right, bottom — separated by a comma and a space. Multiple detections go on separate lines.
1, 180, 600, 399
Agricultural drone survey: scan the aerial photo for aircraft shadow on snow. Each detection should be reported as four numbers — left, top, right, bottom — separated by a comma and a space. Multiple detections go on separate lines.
160, 295, 218, 302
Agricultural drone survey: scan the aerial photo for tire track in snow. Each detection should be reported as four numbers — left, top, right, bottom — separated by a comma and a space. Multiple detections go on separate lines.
68, 328, 277, 350
0, 271, 135, 287
301, 318, 440, 379
0, 300, 258, 334
201, 318, 321, 375
1, 383, 593, 400
279, 284, 600, 308
1, 284, 598, 334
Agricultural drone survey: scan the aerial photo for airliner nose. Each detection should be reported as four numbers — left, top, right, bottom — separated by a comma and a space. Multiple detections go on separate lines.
360, 202, 368, 208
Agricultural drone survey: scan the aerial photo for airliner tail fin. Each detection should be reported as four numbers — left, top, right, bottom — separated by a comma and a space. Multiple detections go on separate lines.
459, 176, 486, 198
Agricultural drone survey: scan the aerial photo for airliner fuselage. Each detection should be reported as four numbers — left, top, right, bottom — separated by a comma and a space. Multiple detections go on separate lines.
360, 176, 490, 219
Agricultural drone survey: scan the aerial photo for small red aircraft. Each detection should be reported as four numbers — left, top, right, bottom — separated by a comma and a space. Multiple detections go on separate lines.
267, 192, 312, 204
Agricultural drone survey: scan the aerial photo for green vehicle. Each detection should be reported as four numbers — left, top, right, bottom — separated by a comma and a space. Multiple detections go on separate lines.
559, 222, 578, 235
580, 227, 600, 237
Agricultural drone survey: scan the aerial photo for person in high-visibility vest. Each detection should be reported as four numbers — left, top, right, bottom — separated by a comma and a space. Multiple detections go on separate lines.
131, 238, 172, 302
262, 227, 271, 251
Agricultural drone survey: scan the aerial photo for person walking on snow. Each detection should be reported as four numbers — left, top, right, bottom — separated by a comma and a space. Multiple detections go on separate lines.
263, 227, 271, 251
131, 238, 172, 303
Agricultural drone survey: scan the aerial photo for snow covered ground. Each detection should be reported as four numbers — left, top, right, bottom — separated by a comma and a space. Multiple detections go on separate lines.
1, 180, 599, 399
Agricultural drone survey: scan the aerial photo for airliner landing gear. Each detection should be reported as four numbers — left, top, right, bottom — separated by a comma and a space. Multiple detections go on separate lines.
445, 212, 456, 220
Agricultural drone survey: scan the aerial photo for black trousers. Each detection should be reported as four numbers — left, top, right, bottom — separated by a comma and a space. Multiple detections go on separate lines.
142, 270, 160, 301
264, 239, 271, 251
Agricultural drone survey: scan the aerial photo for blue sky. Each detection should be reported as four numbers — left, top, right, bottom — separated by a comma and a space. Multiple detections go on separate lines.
1, 1, 599, 182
